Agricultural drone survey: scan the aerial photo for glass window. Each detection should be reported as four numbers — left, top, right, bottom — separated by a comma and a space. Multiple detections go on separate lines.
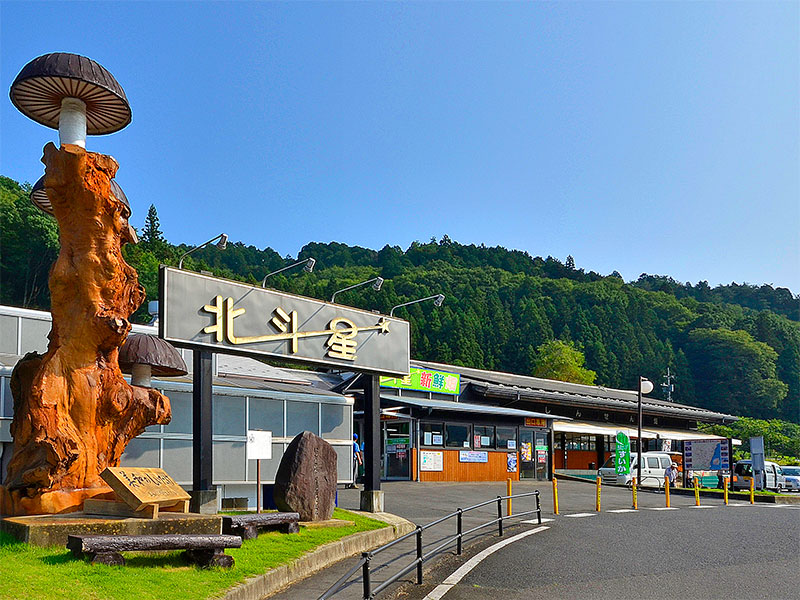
213, 441, 246, 481
120, 438, 160, 468
286, 401, 319, 437
496, 427, 517, 450
164, 391, 192, 434
0, 316, 18, 354
2, 377, 13, 417
249, 398, 284, 436
20, 318, 50, 354
213, 395, 246, 436
647, 457, 659, 469
446, 424, 470, 448
162, 439, 193, 482
660, 457, 671, 469
321, 404, 349, 439
421, 422, 444, 446
473, 425, 495, 449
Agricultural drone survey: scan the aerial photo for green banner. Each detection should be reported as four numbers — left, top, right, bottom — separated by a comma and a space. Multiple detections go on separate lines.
615, 431, 631, 475
380, 367, 460, 395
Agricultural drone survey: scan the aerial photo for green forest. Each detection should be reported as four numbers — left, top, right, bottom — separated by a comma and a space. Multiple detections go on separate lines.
2, 175, 798, 427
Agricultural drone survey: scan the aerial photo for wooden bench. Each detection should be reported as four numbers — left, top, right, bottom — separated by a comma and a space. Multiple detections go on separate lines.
222, 512, 301, 539
67, 534, 242, 568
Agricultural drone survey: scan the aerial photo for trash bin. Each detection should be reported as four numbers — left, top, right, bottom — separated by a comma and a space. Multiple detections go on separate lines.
589, 462, 596, 471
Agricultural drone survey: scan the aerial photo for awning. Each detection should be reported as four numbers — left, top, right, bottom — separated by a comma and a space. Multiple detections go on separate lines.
644, 427, 727, 441
553, 420, 656, 439
381, 395, 553, 420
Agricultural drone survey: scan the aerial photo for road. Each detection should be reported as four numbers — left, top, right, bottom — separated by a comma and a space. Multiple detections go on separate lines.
390, 485, 800, 600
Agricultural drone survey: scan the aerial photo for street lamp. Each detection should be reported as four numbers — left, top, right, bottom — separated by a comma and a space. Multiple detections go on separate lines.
330, 277, 383, 304
178, 233, 228, 269
637, 376, 654, 486
389, 294, 445, 317
261, 257, 315, 287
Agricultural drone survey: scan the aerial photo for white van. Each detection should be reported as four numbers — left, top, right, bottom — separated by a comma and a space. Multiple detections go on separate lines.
732, 460, 786, 492
598, 452, 674, 487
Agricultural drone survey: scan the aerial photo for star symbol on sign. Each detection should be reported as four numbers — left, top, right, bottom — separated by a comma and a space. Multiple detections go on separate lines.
379, 319, 390, 333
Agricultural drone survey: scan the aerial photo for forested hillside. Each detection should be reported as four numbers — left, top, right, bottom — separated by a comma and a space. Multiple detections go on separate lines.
2, 175, 798, 423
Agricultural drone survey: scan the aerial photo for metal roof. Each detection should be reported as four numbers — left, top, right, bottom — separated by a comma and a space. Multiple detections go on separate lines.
380, 394, 555, 420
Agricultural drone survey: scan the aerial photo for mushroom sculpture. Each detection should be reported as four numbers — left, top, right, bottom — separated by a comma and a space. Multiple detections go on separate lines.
119, 334, 188, 388
9, 52, 131, 148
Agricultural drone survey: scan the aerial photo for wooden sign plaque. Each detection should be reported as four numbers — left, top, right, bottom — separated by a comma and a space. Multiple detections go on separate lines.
100, 467, 191, 511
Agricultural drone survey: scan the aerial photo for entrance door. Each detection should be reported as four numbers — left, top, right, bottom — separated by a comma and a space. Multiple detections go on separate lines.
519, 429, 535, 479
535, 432, 549, 480
383, 420, 411, 480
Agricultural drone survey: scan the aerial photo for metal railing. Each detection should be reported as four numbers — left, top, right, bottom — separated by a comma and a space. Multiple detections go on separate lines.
319, 490, 541, 600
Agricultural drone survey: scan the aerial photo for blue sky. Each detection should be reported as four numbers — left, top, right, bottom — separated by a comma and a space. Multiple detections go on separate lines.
1, 1, 798, 292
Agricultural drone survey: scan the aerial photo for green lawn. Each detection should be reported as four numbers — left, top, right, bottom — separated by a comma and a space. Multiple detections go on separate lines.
0, 508, 387, 600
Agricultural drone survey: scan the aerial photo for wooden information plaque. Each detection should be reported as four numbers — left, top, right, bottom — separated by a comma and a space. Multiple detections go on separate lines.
99, 467, 191, 512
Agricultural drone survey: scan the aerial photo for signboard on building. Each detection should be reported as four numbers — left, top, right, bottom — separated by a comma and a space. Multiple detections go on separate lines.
459, 451, 489, 463
246, 430, 272, 460
420, 450, 444, 471
380, 367, 460, 395
507, 453, 517, 472
684, 440, 729, 471
615, 431, 631, 475
524, 417, 547, 428
159, 266, 410, 376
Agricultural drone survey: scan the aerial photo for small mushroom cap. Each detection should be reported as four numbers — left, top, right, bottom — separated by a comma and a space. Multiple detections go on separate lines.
10, 52, 131, 135
31, 175, 130, 218
119, 334, 188, 377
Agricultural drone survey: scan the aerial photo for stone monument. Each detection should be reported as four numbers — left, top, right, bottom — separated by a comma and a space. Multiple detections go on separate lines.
273, 431, 337, 521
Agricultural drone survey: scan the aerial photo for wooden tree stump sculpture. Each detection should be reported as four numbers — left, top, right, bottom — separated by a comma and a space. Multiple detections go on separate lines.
0, 144, 171, 516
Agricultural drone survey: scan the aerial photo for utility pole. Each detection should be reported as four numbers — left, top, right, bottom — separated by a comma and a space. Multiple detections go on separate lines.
661, 367, 676, 402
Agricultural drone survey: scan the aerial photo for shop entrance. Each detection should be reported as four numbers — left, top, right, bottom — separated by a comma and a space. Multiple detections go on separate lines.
382, 420, 412, 480
520, 428, 549, 480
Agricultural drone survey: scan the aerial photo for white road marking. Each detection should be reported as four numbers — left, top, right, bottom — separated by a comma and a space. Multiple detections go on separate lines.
422, 526, 549, 600
607, 509, 638, 513
564, 513, 596, 518
647, 507, 679, 511
691, 505, 715, 509
521, 518, 554, 523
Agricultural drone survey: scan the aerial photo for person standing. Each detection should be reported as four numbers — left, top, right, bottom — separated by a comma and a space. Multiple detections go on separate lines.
348, 433, 363, 489
667, 462, 678, 488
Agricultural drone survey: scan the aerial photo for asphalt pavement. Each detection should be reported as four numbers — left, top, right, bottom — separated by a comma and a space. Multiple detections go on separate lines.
268, 480, 800, 600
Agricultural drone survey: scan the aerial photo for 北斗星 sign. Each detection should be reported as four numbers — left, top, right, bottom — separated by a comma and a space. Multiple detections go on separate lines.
159, 267, 410, 376
380, 367, 460, 395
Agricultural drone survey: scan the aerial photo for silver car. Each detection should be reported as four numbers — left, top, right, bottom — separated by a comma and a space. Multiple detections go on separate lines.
780, 466, 800, 492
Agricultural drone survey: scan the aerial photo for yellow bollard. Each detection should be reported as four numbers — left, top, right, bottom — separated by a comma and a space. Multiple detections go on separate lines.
694, 477, 700, 506
723, 477, 729, 505
553, 477, 559, 515
596, 476, 602, 512
507, 478, 512, 516
665, 475, 671, 508
632, 477, 638, 510
749, 476, 755, 504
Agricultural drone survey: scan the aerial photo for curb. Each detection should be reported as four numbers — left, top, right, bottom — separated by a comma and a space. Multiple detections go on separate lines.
222, 512, 416, 600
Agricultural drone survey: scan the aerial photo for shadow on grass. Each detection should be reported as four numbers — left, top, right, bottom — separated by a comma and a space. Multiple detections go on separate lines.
40, 552, 77, 566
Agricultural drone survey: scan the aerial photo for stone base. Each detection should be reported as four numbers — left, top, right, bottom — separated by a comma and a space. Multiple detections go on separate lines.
1, 512, 222, 547
359, 490, 385, 513
190, 489, 219, 514
299, 519, 355, 529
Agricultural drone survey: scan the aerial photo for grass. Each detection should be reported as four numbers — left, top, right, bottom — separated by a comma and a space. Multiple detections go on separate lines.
0, 508, 387, 600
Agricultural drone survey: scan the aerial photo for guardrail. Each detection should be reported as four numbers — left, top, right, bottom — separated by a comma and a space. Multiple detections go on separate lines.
319, 490, 541, 600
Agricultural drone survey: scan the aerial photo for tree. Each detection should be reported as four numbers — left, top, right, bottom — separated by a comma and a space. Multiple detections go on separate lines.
141, 204, 164, 244
531, 340, 597, 385
565, 255, 575, 270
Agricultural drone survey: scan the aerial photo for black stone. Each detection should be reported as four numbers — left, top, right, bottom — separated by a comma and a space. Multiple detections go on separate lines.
273, 432, 337, 521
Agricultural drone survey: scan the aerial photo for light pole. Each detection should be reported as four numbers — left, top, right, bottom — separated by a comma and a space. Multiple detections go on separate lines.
331, 277, 383, 304
261, 257, 315, 287
389, 294, 445, 317
637, 376, 654, 485
178, 233, 228, 269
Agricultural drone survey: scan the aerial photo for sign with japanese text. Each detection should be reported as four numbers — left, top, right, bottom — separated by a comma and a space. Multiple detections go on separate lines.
246, 430, 272, 461
159, 266, 410, 376
380, 367, 460, 395
615, 431, 631, 475
100, 467, 191, 511
420, 451, 444, 471
459, 450, 489, 463
524, 417, 547, 428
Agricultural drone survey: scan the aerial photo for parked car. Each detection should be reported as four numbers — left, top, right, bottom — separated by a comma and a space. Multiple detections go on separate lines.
598, 452, 673, 487
779, 466, 800, 492
731, 460, 786, 492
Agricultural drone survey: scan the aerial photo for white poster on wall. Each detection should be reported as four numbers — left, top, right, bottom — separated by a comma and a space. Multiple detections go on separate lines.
420, 450, 444, 471
247, 430, 273, 460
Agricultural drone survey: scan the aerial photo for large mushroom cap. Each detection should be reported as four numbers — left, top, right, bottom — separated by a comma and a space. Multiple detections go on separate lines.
10, 52, 131, 135
31, 175, 131, 218
119, 334, 187, 377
